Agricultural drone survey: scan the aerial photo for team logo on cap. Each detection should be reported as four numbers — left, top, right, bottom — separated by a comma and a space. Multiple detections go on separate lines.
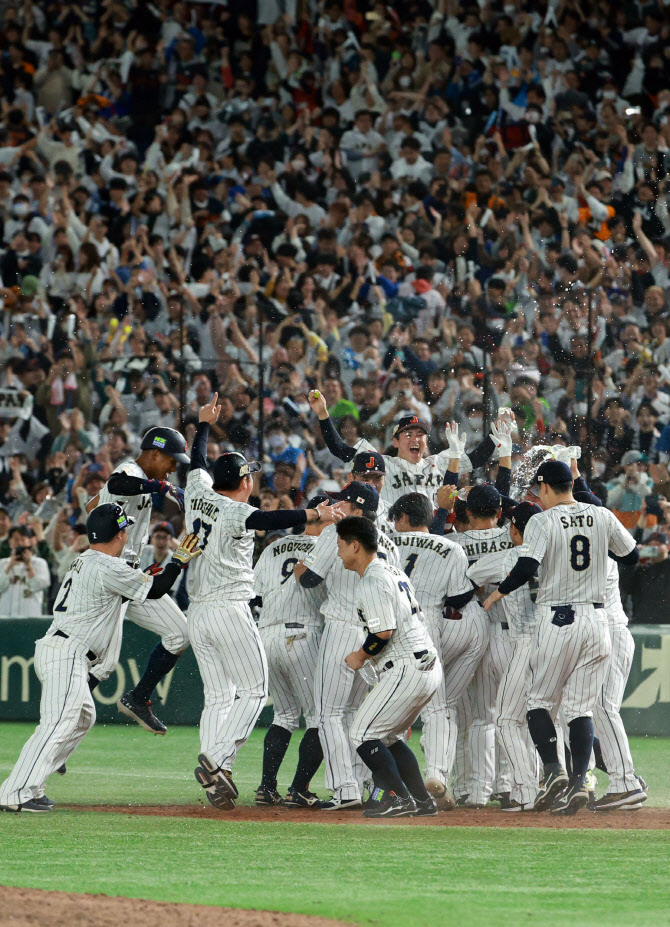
117, 515, 128, 528
240, 463, 250, 476
365, 457, 377, 469
153, 436, 167, 449
356, 496, 365, 505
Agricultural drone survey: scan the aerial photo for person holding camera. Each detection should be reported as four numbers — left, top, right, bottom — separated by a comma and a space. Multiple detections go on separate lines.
0, 525, 50, 617
620, 531, 670, 624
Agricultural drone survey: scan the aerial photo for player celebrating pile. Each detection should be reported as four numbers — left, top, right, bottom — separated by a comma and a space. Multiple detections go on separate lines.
0, 505, 200, 813
337, 516, 442, 818
484, 460, 639, 815
185, 395, 338, 811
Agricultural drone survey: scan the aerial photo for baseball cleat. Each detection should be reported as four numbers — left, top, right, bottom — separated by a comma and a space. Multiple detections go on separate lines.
463, 801, 487, 809
455, 795, 469, 807
32, 796, 56, 809
1, 799, 52, 813
414, 796, 439, 816
550, 780, 590, 816
493, 791, 512, 809
195, 753, 238, 810
254, 786, 284, 807
56, 764, 67, 775
363, 789, 417, 818
425, 778, 456, 811
317, 797, 362, 811
117, 693, 167, 735
284, 787, 320, 809
592, 789, 648, 811
532, 767, 569, 812
501, 799, 534, 812
637, 775, 648, 793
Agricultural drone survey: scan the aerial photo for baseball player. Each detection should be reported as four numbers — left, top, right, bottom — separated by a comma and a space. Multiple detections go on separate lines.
454, 483, 515, 808
388, 492, 489, 811
295, 482, 399, 811
186, 395, 336, 811
0, 504, 199, 813
253, 497, 329, 808
87, 425, 191, 734
338, 516, 442, 817
467, 502, 543, 810
484, 460, 639, 815
348, 450, 394, 534
569, 478, 647, 810
307, 390, 497, 508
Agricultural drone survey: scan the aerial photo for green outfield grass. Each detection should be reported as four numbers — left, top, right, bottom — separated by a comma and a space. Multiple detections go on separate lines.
0, 723, 668, 927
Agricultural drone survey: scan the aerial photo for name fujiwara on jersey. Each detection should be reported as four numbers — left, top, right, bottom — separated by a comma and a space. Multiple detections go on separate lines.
356, 559, 436, 666
254, 535, 326, 630
392, 531, 472, 621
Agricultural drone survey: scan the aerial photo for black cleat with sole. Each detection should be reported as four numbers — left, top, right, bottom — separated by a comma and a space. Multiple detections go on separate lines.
117, 693, 167, 734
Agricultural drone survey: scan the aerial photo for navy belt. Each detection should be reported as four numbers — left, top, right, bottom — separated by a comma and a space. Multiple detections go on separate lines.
382, 650, 428, 672
54, 629, 96, 661
550, 604, 604, 610
285, 622, 305, 629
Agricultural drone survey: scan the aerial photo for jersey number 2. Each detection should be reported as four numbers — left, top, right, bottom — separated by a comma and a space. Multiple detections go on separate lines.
570, 535, 591, 572
55, 577, 73, 612
192, 518, 212, 552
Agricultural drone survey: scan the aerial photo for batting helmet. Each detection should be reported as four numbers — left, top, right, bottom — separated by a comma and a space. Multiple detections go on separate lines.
87, 503, 135, 544
213, 452, 262, 489
140, 427, 190, 464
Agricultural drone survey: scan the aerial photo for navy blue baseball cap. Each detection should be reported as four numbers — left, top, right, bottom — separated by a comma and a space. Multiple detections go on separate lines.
326, 480, 379, 512
87, 503, 135, 544
306, 494, 329, 509
466, 484, 501, 515
351, 450, 385, 475
393, 415, 430, 437
534, 460, 573, 486
510, 501, 542, 533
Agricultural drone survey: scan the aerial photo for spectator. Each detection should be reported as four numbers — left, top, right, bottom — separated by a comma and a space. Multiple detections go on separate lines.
0, 526, 50, 617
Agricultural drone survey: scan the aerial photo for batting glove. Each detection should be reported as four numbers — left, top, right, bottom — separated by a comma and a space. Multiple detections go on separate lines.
171, 533, 202, 567
490, 420, 513, 457
444, 422, 467, 457
167, 485, 185, 511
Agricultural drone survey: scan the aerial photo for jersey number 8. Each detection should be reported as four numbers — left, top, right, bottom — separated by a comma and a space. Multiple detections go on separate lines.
570, 535, 591, 572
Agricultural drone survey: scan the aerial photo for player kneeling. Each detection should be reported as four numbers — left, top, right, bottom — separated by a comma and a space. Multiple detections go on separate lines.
337, 517, 443, 818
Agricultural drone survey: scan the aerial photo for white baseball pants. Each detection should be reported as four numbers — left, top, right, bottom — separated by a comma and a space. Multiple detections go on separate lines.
0, 635, 96, 807
188, 601, 268, 772
260, 624, 321, 732
496, 635, 540, 806
350, 655, 443, 748
420, 603, 489, 790
594, 623, 638, 792
527, 605, 611, 723
314, 621, 369, 802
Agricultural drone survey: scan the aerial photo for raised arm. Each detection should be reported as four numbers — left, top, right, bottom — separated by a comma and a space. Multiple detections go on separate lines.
308, 389, 358, 462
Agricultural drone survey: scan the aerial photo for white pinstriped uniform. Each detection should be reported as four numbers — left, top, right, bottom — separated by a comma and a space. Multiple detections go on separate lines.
523, 504, 636, 722
0, 552, 152, 808
352, 438, 453, 507
593, 560, 638, 792
392, 531, 488, 790
95, 461, 188, 672
302, 524, 399, 802
456, 527, 515, 804
254, 536, 326, 732
185, 468, 268, 772
349, 560, 441, 748
469, 545, 540, 806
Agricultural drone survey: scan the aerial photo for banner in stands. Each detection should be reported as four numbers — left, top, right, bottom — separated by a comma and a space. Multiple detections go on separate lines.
0, 620, 668, 734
